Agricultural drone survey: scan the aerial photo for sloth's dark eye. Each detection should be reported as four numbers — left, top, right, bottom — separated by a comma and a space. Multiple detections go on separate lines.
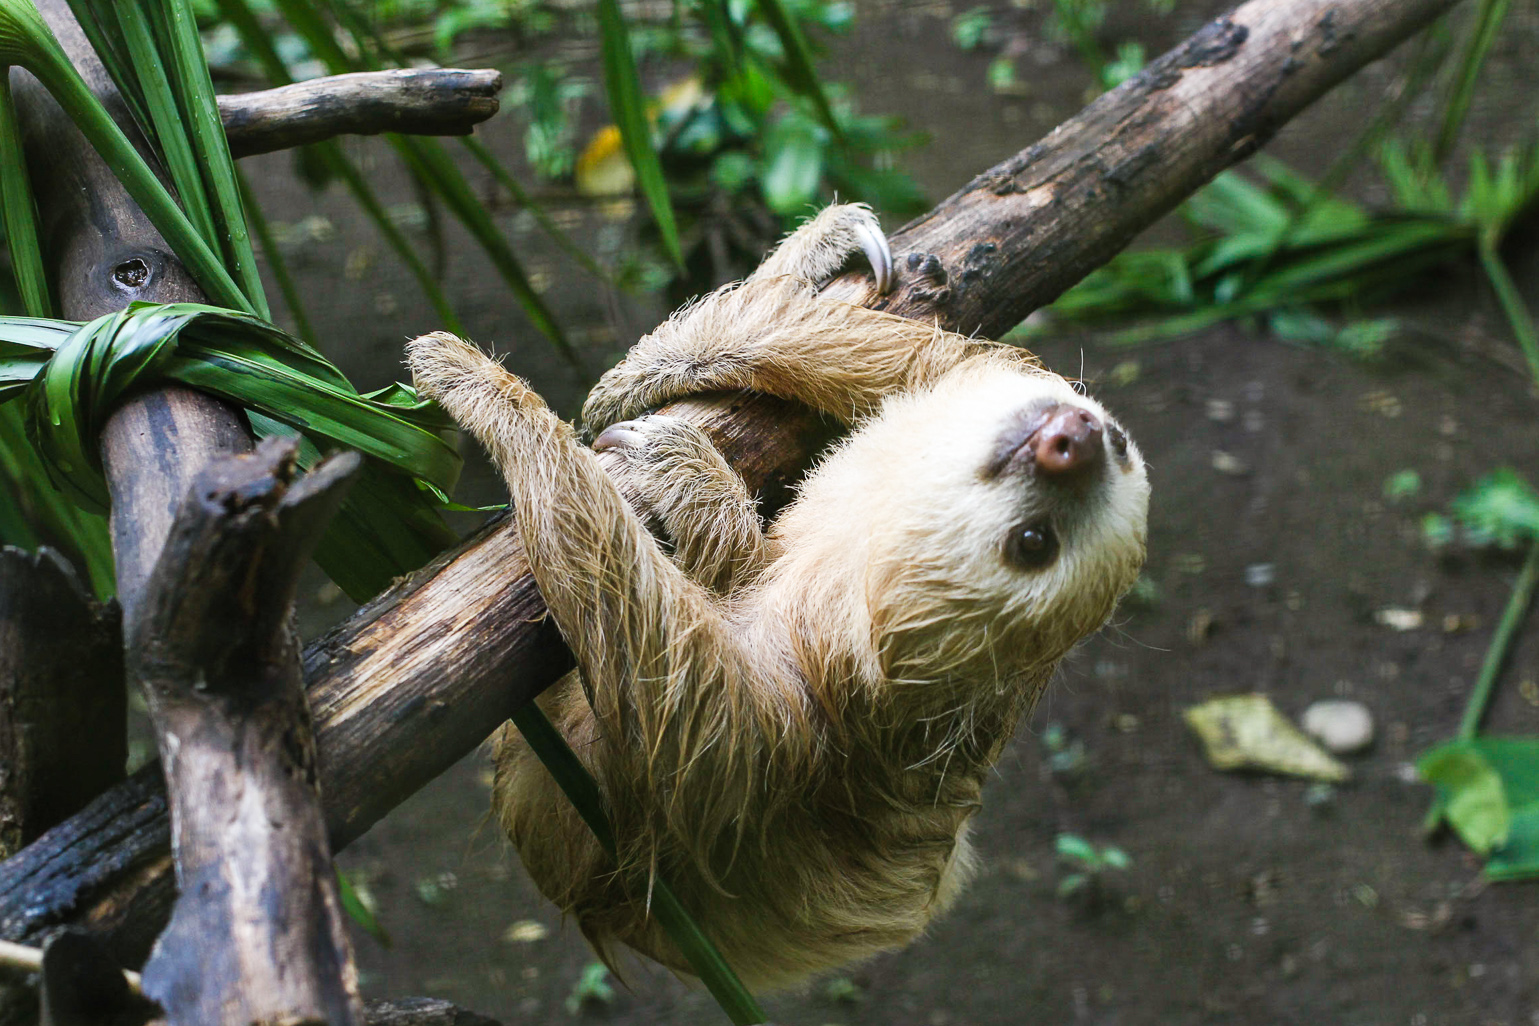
1005, 521, 1059, 570
1107, 423, 1129, 464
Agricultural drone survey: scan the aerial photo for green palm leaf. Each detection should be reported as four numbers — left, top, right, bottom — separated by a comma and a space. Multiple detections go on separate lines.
596, 0, 682, 267
0, 303, 460, 598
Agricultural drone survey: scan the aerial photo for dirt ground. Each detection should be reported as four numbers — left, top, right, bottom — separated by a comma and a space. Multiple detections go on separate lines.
231, 2, 1539, 1022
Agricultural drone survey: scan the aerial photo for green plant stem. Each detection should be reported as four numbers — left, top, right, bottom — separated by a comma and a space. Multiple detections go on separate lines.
1477, 231, 1539, 389
1433, 0, 1511, 164
0, 73, 51, 316
109, 0, 218, 246
238, 166, 316, 344
1458, 543, 1539, 740
161, 0, 268, 316
509, 702, 768, 1025
460, 136, 609, 283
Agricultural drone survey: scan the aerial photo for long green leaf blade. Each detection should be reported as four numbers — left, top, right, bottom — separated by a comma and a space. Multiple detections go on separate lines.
238, 166, 316, 343
751, 0, 841, 140
0, 76, 51, 317
110, 0, 219, 245
160, 0, 269, 315
460, 136, 608, 283
1434, 0, 1512, 163
509, 704, 767, 1025
213, 0, 467, 335
392, 136, 580, 374
596, 0, 682, 267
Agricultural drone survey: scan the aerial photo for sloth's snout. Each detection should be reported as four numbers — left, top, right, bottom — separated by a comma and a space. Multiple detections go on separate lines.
1031, 405, 1103, 476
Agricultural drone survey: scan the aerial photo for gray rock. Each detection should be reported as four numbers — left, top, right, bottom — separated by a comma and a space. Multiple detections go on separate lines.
1301, 700, 1374, 755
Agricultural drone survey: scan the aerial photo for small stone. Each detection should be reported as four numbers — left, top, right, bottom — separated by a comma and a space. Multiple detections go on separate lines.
1301, 700, 1375, 755
1374, 607, 1423, 631
503, 919, 549, 943
1212, 450, 1249, 475
1244, 563, 1275, 588
1205, 398, 1236, 422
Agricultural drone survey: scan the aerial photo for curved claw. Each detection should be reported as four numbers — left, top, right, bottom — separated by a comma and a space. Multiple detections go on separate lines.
593, 421, 647, 452
852, 218, 894, 294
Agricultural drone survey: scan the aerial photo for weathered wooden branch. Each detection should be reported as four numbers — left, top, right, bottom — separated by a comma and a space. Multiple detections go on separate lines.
0, 0, 1464, 974
12, 0, 251, 627
220, 68, 502, 158
130, 439, 362, 1025
0, 549, 123, 859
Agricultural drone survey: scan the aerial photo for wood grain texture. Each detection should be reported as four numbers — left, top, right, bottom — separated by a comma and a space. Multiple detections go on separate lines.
131, 440, 362, 1026
0, 0, 1465, 973
0, 548, 123, 859
220, 68, 502, 157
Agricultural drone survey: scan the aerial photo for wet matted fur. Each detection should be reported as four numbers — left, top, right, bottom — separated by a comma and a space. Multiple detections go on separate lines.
407, 204, 1150, 990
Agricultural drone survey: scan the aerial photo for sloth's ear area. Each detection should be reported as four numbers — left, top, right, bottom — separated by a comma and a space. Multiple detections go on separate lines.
751, 203, 893, 294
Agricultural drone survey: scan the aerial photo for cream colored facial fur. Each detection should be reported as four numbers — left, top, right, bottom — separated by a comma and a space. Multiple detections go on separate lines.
407, 204, 1150, 991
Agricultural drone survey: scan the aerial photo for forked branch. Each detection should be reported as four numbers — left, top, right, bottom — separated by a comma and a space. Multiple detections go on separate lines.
129, 438, 362, 1025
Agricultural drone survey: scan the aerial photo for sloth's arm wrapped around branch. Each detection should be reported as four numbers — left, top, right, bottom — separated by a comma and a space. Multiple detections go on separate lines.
406, 334, 805, 823
595, 417, 772, 595
583, 282, 1043, 435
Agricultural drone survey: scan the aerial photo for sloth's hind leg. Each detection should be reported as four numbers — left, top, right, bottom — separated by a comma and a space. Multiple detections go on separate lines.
594, 414, 769, 594
750, 202, 893, 293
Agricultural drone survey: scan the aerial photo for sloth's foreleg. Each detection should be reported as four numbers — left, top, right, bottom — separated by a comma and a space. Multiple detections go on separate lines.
593, 414, 770, 595
749, 202, 893, 292
406, 332, 752, 752
583, 281, 1036, 433
583, 203, 1047, 432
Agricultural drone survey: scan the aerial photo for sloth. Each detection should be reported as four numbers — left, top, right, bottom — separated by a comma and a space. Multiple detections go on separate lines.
406, 204, 1150, 991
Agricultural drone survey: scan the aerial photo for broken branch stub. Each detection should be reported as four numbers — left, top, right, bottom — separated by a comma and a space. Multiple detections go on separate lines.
0, 0, 1466, 972
130, 438, 363, 1026
220, 68, 503, 158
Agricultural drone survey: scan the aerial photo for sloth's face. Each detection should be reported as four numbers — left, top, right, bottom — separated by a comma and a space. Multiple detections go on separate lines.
795, 361, 1150, 678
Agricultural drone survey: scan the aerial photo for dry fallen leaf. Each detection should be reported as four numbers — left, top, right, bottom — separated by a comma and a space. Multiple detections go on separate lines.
1183, 694, 1350, 782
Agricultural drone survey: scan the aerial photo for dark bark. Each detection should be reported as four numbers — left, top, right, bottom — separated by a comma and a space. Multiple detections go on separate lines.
0, 549, 123, 858
0, 0, 1465, 974
37, 931, 156, 1026
131, 439, 362, 1025
220, 68, 502, 158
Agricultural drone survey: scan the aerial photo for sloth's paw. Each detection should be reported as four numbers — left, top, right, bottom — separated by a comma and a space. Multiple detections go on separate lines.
593, 413, 709, 469
594, 415, 738, 523
594, 414, 764, 589
757, 202, 893, 293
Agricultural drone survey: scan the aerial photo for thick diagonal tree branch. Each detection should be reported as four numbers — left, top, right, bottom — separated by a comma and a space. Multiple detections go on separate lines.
0, 0, 1463, 977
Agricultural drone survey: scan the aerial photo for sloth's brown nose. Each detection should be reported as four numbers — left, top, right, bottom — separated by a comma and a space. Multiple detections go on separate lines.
1032, 405, 1103, 475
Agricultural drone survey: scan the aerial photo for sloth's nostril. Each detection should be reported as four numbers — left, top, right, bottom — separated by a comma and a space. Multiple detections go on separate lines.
1032, 405, 1104, 476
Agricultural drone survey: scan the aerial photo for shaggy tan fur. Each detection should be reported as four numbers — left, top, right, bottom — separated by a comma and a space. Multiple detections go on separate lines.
407, 204, 1150, 991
